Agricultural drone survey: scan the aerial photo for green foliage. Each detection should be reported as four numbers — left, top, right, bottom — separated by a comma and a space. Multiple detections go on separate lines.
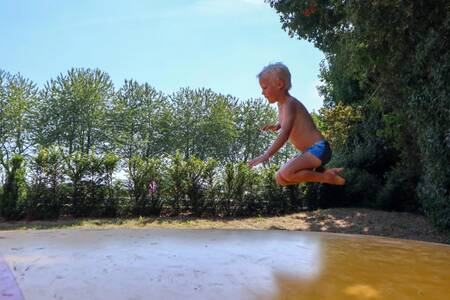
220, 163, 242, 216
301, 183, 343, 210
261, 165, 293, 215
229, 163, 263, 216
0, 155, 27, 220
269, 0, 450, 228
318, 102, 363, 151
39, 68, 113, 154
416, 124, 450, 229
0, 71, 38, 169
342, 168, 381, 207
219, 162, 262, 216
126, 156, 163, 216
166, 151, 189, 214
64, 151, 90, 217
169, 88, 239, 161
110, 80, 171, 159
2, 0, 448, 229
376, 164, 420, 212
185, 156, 218, 216
61, 151, 120, 217
26, 146, 64, 220
102, 152, 120, 217
231, 98, 277, 162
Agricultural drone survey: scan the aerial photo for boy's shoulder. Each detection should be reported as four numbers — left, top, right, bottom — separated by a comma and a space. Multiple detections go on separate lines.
278, 96, 303, 112
285, 97, 309, 116
287, 96, 303, 108
290, 95, 303, 103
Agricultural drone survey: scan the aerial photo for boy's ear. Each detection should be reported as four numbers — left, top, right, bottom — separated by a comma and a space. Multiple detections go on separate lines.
277, 79, 285, 90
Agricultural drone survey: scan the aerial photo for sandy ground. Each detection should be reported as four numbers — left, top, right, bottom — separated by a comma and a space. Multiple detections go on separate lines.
1, 208, 449, 244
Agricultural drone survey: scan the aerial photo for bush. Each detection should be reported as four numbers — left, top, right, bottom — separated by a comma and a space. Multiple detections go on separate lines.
340, 168, 381, 208
165, 151, 188, 214
260, 165, 301, 215
0, 155, 27, 220
127, 156, 164, 217
184, 156, 218, 216
218, 162, 262, 216
26, 147, 64, 220
376, 165, 420, 212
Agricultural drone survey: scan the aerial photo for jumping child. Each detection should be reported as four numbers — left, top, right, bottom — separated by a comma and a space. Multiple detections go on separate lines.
248, 62, 345, 185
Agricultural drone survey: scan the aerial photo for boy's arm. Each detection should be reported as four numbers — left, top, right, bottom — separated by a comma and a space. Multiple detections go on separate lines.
262, 107, 294, 159
248, 102, 295, 168
261, 123, 281, 131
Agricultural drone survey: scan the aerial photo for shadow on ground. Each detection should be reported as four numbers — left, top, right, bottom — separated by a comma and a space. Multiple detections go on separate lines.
0, 208, 449, 244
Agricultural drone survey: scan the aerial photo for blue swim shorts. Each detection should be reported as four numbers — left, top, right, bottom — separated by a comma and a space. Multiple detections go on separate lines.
301, 139, 332, 166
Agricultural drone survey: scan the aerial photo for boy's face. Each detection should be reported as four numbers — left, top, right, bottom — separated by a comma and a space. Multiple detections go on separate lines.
259, 74, 284, 103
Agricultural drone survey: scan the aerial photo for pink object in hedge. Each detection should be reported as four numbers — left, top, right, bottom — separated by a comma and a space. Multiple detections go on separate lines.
148, 180, 158, 196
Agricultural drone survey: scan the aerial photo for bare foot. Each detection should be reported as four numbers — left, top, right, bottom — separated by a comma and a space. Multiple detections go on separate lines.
323, 169, 346, 185
327, 167, 344, 175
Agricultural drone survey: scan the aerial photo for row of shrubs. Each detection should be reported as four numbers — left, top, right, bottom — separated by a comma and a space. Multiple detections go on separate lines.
1, 148, 327, 220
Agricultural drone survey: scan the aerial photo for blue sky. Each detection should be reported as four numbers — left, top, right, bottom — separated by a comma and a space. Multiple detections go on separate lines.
1, 0, 325, 111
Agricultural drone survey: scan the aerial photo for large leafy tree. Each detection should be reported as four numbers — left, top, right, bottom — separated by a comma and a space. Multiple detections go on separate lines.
110, 80, 171, 159
231, 98, 278, 163
0, 71, 36, 219
0, 71, 38, 171
199, 94, 238, 162
268, 0, 450, 227
38, 68, 114, 155
169, 88, 238, 161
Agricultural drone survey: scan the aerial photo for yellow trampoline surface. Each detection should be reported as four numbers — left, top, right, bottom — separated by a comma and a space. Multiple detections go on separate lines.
0, 228, 449, 300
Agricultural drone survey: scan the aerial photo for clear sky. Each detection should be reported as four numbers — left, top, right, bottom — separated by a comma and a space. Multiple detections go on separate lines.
1, 0, 326, 111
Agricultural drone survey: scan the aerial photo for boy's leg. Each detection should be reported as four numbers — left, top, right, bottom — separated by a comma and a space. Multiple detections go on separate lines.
276, 152, 345, 185
275, 152, 320, 185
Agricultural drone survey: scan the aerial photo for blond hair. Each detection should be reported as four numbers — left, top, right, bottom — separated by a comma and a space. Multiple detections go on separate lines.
257, 62, 292, 91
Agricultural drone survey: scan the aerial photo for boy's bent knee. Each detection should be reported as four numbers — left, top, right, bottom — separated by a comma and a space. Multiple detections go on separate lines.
275, 171, 290, 186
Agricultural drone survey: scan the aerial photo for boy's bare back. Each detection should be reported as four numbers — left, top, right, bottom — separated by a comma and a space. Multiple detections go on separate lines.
279, 95, 324, 152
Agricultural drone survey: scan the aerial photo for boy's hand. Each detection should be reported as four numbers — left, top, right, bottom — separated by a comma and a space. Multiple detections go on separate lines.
261, 124, 281, 132
248, 154, 269, 168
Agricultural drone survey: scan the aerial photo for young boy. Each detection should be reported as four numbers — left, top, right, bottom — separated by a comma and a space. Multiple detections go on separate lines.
248, 62, 345, 185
